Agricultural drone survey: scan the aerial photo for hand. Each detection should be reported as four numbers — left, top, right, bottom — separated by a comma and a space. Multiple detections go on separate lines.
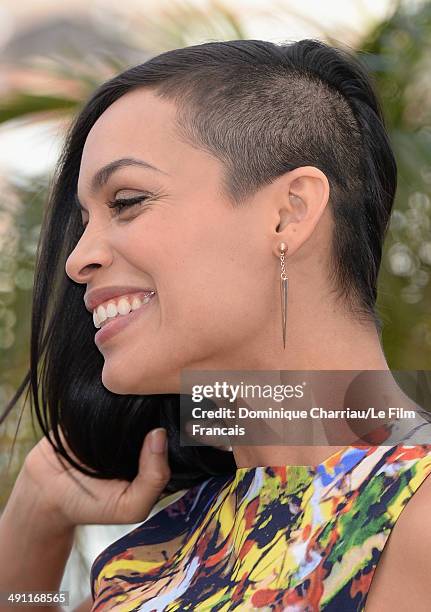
21, 427, 170, 529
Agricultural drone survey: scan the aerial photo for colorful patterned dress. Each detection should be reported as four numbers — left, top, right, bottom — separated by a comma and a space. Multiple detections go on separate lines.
90, 441, 431, 611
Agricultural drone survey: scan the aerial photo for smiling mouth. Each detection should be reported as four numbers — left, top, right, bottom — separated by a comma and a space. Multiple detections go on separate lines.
94, 290, 157, 347
93, 291, 156, 329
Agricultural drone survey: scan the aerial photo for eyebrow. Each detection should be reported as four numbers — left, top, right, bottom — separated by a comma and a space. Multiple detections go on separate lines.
74, 157, 167, 211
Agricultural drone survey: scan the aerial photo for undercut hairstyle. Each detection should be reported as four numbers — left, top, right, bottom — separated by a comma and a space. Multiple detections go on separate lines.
2, 39, 397, 493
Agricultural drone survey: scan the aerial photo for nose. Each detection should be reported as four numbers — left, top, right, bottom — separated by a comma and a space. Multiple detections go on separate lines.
65, 226, 113, 284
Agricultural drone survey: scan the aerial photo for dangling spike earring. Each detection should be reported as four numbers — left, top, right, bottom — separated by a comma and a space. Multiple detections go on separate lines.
279, 242, 288, 349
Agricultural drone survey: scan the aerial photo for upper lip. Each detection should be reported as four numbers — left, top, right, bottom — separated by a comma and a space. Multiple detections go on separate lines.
84, 285, 156, 313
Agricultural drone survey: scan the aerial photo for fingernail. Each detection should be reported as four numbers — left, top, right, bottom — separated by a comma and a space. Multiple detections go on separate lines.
150, 428, 167, 454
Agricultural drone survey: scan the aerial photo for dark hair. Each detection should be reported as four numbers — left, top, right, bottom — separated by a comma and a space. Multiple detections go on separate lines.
2, 38, 397, 493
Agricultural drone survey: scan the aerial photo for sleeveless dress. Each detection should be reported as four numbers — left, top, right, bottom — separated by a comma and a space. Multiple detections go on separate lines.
89, 440, 431, 611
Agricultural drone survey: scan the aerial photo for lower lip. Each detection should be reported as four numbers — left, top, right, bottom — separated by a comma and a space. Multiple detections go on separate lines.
94, 295, 156, 347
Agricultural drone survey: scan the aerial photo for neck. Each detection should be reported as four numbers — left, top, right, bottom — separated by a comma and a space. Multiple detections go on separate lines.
208, 297, 389, 372
200, 302, 408, 468
188, 292, 408, 467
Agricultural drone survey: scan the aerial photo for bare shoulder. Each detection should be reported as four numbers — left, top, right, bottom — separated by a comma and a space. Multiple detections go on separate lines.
365, 469, 431, 611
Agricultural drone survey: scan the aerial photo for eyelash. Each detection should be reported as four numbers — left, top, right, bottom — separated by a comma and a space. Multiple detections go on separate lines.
79, 192, 157, 230
106, 194, 152, 213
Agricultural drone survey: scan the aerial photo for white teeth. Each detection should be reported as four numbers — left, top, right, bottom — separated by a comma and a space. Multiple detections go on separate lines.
117, 297, 131, 315
93, 310, 101, 328
97, 304, 107, 322
106, 302, 118, 318
92, 291, 155, 328
131, 296, 142, 310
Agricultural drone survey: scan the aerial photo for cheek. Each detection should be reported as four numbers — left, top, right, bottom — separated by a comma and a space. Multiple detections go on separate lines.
162, 246, 272, 344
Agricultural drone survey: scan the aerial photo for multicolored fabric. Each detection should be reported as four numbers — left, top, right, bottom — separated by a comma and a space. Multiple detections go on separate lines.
90, 442, 431, 611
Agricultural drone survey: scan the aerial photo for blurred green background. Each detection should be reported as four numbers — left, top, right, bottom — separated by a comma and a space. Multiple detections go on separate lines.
0, 0, 430, 604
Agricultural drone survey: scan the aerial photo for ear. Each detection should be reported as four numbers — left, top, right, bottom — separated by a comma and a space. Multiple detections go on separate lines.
271, 166, 330, 257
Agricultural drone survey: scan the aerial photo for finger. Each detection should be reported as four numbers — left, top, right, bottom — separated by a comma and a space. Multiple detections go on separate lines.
118, 428, 171, 523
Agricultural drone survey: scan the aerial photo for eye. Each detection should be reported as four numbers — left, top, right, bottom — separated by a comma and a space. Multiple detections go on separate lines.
107, 194, 152, 214
78, 190, 159, 230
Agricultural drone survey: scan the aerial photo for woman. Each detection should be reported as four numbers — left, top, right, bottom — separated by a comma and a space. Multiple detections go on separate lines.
1, 37, 431, 611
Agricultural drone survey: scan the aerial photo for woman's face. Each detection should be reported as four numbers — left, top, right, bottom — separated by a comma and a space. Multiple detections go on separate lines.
65, 88, 279, 395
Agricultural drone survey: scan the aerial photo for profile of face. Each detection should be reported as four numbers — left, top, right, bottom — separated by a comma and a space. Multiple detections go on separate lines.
65, 88, 329, 395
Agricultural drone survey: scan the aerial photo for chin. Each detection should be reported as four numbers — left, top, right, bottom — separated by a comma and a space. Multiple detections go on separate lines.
101, 366, 138, 395
101, 363, 180, 396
